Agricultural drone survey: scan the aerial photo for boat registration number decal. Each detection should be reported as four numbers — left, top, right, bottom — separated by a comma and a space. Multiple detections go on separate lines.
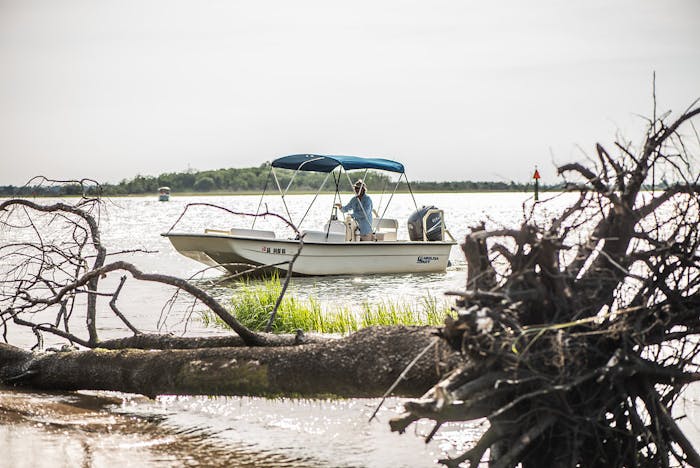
417, 256, 439, 264
262, 246, 287, 254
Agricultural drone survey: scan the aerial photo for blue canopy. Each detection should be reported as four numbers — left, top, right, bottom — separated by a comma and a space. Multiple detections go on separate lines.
271, 154, 405, 174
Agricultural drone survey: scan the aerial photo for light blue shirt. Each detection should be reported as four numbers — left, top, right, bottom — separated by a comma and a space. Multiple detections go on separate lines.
341, 195, 373, 235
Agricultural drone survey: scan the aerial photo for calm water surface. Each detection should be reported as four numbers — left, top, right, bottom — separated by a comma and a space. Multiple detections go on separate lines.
2, 192, 698, 466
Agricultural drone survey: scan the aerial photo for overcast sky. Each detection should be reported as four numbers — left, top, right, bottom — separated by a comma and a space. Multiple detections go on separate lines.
1, 0, 698, 185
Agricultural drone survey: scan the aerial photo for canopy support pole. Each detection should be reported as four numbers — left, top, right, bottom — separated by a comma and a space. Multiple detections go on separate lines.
251, 166, 272, 229
404, 172, 420, 211
297, 171, 332, 228
375, 175, 402, 235
374, 175, 390, 217
271, 168, 294, 225
325, 171, 343, 239
282, 156, 323, 196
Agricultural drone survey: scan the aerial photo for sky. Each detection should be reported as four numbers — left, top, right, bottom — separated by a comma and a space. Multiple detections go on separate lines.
0, 0, 699, 186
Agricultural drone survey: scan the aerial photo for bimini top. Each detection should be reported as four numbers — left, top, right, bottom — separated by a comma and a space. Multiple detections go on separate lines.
271, 154, 405, 174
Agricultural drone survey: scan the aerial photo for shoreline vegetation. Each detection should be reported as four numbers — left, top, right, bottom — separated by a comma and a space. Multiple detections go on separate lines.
201, 276, 452, 334
0, 164, 558, 197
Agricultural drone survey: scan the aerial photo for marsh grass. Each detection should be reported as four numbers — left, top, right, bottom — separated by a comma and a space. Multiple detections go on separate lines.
200, 276, 452, 334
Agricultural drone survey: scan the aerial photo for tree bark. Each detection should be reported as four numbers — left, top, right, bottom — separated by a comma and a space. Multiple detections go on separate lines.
0, 326, 454, 398
96, 330, 330, 350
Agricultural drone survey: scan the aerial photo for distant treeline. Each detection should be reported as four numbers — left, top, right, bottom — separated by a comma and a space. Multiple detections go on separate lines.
0, 164, 558, 197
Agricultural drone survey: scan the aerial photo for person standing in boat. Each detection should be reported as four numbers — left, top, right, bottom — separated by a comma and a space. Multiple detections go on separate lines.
335, 179, 374, 241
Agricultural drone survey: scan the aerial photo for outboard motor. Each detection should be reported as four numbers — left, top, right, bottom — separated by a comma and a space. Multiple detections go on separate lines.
407, 205, 444, 241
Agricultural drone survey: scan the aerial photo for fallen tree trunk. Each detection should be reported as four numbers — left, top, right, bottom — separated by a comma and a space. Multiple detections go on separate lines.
96, 330, 330, 350
0, 326, 454, 398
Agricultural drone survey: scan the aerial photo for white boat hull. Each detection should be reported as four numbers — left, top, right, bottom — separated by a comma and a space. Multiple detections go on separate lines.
163, 232, 455, 276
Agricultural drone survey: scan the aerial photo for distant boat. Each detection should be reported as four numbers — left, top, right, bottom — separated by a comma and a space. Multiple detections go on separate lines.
163, 154, 456, 276
158, 186, 171, 202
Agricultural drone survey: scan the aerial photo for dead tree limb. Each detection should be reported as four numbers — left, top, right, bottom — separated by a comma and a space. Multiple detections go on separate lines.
0, 186, 306, 348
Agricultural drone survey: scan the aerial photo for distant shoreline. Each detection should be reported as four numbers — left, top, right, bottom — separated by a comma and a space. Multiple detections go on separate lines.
123, 188, 540, 196
0, 165, 550, 197
1, 188, 550, 198
3, 187, 676, 199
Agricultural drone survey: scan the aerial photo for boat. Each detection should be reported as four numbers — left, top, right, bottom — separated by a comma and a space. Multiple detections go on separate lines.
158, 186, 171, 202
163, 154, 456, 276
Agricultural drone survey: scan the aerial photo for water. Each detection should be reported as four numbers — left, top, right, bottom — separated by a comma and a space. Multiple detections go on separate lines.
2, 191, 698, 466
0, 387, 484, 468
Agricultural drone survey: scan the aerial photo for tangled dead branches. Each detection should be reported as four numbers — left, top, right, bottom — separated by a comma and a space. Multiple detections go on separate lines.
0, 180, 305, 349
392, 101, 700, 467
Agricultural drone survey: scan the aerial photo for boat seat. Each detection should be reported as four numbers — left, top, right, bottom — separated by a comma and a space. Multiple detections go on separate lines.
227, 228, 276, 239
372, 218, 399, 231
301, 230, 345, 242
372, 218, 398, 241
324, 219, 346, 235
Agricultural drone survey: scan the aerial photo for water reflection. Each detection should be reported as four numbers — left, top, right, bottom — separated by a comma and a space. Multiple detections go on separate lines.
117, 395, 482, 468
0, 388, 320, 467
0, 387, 483, 468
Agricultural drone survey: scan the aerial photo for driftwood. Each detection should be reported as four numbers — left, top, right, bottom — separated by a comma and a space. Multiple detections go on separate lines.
391, 100, 700, 467
0, 326, 452, 398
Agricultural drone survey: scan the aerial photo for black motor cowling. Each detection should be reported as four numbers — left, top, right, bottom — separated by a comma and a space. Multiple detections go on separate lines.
407, 206, 444, 241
